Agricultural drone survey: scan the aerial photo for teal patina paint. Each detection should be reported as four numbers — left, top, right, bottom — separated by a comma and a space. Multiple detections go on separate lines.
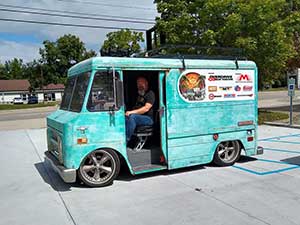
47, 56, 260, 175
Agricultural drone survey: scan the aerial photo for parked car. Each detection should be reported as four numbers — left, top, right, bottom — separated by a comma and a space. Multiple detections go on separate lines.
27, 96, 38, 104
13, 97, 23, 104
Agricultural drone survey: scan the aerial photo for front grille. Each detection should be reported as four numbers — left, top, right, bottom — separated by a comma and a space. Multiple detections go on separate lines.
48, 127, 63, 164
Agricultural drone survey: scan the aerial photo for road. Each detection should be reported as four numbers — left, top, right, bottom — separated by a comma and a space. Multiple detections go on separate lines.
258, 90, 300, 109
0, 106, 57, 130
0, 106, 56, 121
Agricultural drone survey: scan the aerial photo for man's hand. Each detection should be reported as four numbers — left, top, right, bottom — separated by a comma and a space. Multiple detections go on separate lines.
125, 111, 132, 117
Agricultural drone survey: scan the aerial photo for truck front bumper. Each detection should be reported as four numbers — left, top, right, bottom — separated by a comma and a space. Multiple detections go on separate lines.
45, 151, 76, 183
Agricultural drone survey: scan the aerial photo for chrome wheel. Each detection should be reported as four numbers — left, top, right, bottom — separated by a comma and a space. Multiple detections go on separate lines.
214, 141, 240, 166
79, 149, 120, 187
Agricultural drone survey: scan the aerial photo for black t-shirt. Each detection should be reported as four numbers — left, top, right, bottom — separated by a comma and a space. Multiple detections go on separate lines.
134, 90, 155, 118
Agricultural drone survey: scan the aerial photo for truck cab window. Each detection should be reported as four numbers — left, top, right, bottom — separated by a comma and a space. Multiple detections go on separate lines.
70, 72, 91, 112
87, 71, 118, 111
60, 72, 90, 112
60, 76, 76, 110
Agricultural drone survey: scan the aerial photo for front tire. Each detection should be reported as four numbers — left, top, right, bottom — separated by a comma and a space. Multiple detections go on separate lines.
78, 149, 120, 187
213, 141, 241, 166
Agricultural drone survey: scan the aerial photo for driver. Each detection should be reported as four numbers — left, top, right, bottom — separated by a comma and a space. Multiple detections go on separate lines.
125, 77, 155, 143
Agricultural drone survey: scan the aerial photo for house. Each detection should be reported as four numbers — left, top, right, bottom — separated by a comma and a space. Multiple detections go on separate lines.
0, 79, 65, 104
36, 83, 65, 102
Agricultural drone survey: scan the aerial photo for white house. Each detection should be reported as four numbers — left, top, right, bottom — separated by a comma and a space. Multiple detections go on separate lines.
0, 79, 65, 104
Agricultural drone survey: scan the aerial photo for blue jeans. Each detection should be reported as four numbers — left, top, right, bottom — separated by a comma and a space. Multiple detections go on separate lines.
126, 114, 153, 142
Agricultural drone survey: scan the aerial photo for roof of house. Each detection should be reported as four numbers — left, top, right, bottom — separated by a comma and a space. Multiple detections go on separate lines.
0, 80, 65, 92
42, 83, 65, 90
0, 79, 30, 92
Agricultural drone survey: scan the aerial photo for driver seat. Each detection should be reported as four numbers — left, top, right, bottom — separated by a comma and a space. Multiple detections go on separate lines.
132, 125, 154, 151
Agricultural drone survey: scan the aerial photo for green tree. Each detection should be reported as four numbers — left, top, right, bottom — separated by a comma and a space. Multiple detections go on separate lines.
0, 58, 25, 80
283, 1, 300, 69
23, 60, 42, 90
0, 63, 7, 79
39, 34, 96, 85
155, 0, 297, 89
100, 29, 144, 56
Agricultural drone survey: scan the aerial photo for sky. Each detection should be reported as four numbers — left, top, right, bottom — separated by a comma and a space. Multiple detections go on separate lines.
0, 0, 158, 63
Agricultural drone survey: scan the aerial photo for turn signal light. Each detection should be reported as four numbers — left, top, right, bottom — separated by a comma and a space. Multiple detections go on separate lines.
77, 138, 88, 144
213, 134, 219, 141
247, 136, 254, 142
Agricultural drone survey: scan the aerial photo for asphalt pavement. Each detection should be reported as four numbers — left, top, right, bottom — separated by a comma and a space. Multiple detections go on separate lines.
258, 90, 300, 109
1, 126, 300, 225
0, 106, 57, 130
0, 106, 57, 121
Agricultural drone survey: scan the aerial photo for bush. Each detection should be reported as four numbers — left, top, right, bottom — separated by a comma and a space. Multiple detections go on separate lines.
258, 110, 289, 124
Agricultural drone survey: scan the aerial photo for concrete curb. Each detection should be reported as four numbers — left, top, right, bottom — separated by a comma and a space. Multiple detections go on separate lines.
263, 122, 300, 129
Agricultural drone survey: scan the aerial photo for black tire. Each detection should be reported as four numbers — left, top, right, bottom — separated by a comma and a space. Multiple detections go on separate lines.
78, 149, 120, 187
213, 140, 241, 166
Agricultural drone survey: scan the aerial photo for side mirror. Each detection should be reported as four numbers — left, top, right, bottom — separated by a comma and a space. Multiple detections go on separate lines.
116, 80, 124, 108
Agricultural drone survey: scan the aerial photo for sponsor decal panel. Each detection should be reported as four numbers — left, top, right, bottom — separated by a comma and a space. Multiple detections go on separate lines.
178, 69, 255, 102
208, 86, 218, 92
224, 93, 236, 98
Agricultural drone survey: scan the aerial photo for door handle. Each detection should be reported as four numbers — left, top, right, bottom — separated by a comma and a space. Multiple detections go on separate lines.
108, 105, 115, 115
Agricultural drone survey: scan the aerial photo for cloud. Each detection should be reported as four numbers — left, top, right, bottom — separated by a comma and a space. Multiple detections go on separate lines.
0, 0, 158, 62
0, 40, 41, 63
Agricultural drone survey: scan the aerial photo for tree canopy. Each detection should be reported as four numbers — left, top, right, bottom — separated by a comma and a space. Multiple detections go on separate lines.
39, 34, 96, 85
0, 34, 96, 90
0, 58, 24, 80
155, 0, 300, 87
100, 29, 144, 57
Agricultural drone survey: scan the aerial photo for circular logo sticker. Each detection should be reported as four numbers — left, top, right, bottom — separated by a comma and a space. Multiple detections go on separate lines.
179, 72, 206, 101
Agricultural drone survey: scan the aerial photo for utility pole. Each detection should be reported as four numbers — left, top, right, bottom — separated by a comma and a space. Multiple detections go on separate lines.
40, 64, 44, 103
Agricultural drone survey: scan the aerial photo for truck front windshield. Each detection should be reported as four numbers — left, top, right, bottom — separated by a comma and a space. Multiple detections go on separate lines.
60, 71, 91, 112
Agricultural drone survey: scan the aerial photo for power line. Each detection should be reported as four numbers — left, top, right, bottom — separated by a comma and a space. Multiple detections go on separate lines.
0, 18, 147, 31
57, 0, 157, 11
0, 8, 155, 25
0, 3, 155, 22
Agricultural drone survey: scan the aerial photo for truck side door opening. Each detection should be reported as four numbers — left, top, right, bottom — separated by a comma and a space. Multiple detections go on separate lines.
123, 70, 167, 172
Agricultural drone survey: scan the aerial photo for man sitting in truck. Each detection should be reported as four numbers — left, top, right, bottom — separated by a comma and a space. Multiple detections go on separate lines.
125, 77, 155, 143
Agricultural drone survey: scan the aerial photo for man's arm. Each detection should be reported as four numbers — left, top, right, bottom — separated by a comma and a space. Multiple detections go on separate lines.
125, 103, 152, 116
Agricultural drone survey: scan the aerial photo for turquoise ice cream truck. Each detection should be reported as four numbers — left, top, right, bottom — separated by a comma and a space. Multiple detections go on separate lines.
45, 56, 263, 187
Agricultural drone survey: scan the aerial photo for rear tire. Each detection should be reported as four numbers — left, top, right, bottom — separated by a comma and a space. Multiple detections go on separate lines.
78, 149, 120, 187
213, 140, 241, 166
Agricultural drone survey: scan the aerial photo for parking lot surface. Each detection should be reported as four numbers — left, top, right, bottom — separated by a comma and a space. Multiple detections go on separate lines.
1, 125, 300, 225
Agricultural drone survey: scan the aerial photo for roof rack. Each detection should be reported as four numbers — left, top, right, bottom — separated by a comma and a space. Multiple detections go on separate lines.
135, 44, 248, 61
